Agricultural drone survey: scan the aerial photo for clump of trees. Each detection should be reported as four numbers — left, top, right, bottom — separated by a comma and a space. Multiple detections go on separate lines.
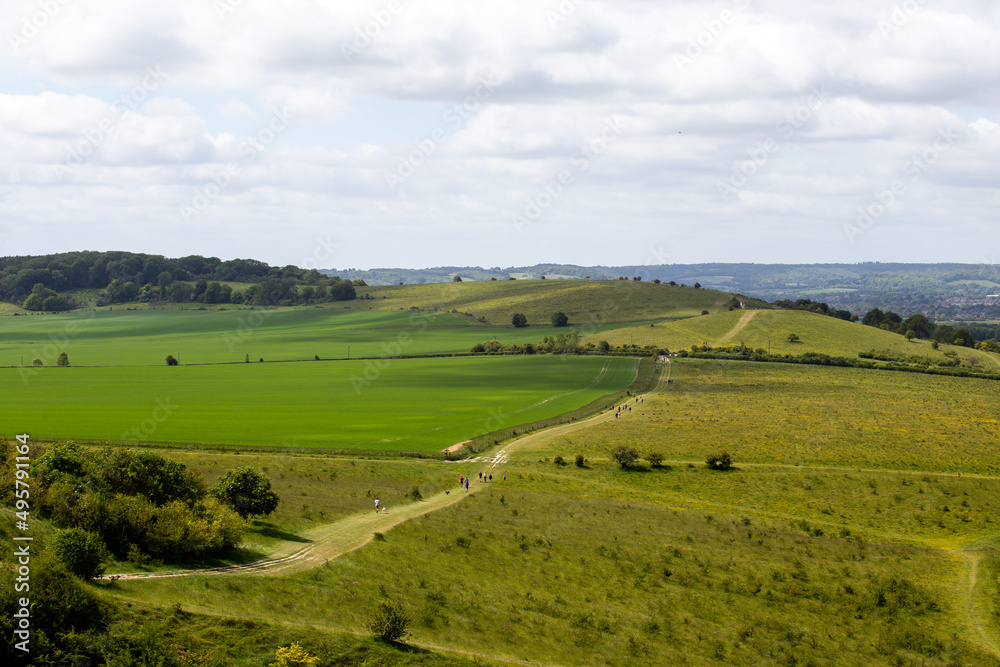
27, 442, 252, 563
774, 298, 855, 321
860, 308, 979, 347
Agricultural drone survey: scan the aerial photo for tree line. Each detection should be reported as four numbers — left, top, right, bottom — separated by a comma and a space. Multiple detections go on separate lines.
0, 251, 360, 310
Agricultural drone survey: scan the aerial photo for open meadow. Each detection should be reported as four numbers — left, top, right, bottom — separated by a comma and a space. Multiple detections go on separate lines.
3, 282, 1000, 666
80, 357, 1000, 665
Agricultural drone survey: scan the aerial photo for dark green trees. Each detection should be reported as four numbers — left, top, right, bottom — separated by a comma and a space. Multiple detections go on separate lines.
512, 313, 528, 327
210, 467, 280, 519
551, 311, 569, 327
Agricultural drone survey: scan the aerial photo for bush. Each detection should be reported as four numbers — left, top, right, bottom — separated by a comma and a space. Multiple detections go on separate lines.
368, 600, 411, 642
56, 352, 69, 367
647, 452, 664, 468
165, 354, 179, 366
409, 486, 423, 501
706, 451, 733, 471
551, 311, 569, 327
511, 313, 528, 328
575, 454, 586, 467
553, 455, 565, 466
50, 527, 109, 580
611, 445, 640, 470
269, 642, 320, 667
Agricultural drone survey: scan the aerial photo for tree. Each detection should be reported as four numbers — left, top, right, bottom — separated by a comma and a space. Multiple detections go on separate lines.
511, 313, 528, 328
647, 452, 664, 468
452, 275, 463, 282
551, 311, 569, 327
693, 282, 701, 289
610, 444, 640, 470
706, 451, 733, 470
367, 600, 411, 642
57, 352, 69, 367
786, 333, 800, 343
50, 527, 109, 580
166, 355, 179, 366
905, 330, 916, 341
211, 467, 279, 519
598, 340, 611, 353
32, 358, 42, 367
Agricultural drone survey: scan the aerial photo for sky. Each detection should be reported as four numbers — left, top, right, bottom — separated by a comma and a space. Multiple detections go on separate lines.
0, 0, 998, 270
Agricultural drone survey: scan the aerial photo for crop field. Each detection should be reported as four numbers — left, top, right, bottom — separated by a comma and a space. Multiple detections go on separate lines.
4, 355, 638, 451
0, 308, 637, 367
590, 308, 1000, 370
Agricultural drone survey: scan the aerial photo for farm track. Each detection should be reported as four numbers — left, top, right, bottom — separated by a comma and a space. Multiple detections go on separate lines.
715, 309, 759, 344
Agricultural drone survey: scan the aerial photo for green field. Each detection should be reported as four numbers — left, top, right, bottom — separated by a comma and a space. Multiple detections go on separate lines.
5, 355, 638, 450
0, 308, 641, 367
590, 308, 1000, 370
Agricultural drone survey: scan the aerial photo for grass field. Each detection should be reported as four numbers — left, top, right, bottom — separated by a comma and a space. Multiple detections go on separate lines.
356, 279, 765, 325
4, 286, 1000, 665
5, 355, 638, 451
0, 308, 639, 367
590, 308, 1000, 370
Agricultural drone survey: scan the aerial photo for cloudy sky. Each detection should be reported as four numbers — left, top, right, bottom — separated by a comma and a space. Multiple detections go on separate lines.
1, 0, 998, 270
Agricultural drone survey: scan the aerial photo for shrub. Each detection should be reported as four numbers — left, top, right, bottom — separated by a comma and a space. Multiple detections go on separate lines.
269, 642, 320, 667
553, 455, 566, 466
50, 527, 109, 580
409, 486, 423, 501
32, 358, 42, 367
575, 454, 586, 467
647, 452, 664, 468
368, 600, 411, 642
165, 355, 179, 366
701, 310, 709, 315
56, 352, 69, 367
551, 311, 569, 327
511, 313, 528, 328
706, 451, 733, 471
786, 333, 800, 343
611, 445, 640, 470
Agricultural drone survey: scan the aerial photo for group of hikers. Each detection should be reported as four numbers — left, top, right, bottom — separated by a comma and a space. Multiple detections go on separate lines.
458, 470, 504, 491
613, 395, 643, 418
373, 469, 506, 511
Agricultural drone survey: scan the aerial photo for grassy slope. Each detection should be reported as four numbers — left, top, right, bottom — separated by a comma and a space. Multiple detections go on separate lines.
6, 356, 637, 451
590, 308, 1000, 370
359, 279, 765, 326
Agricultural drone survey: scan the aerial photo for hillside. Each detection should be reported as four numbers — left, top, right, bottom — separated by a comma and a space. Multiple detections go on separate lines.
588, 309, 1000, 370
360, 280, 767, 326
